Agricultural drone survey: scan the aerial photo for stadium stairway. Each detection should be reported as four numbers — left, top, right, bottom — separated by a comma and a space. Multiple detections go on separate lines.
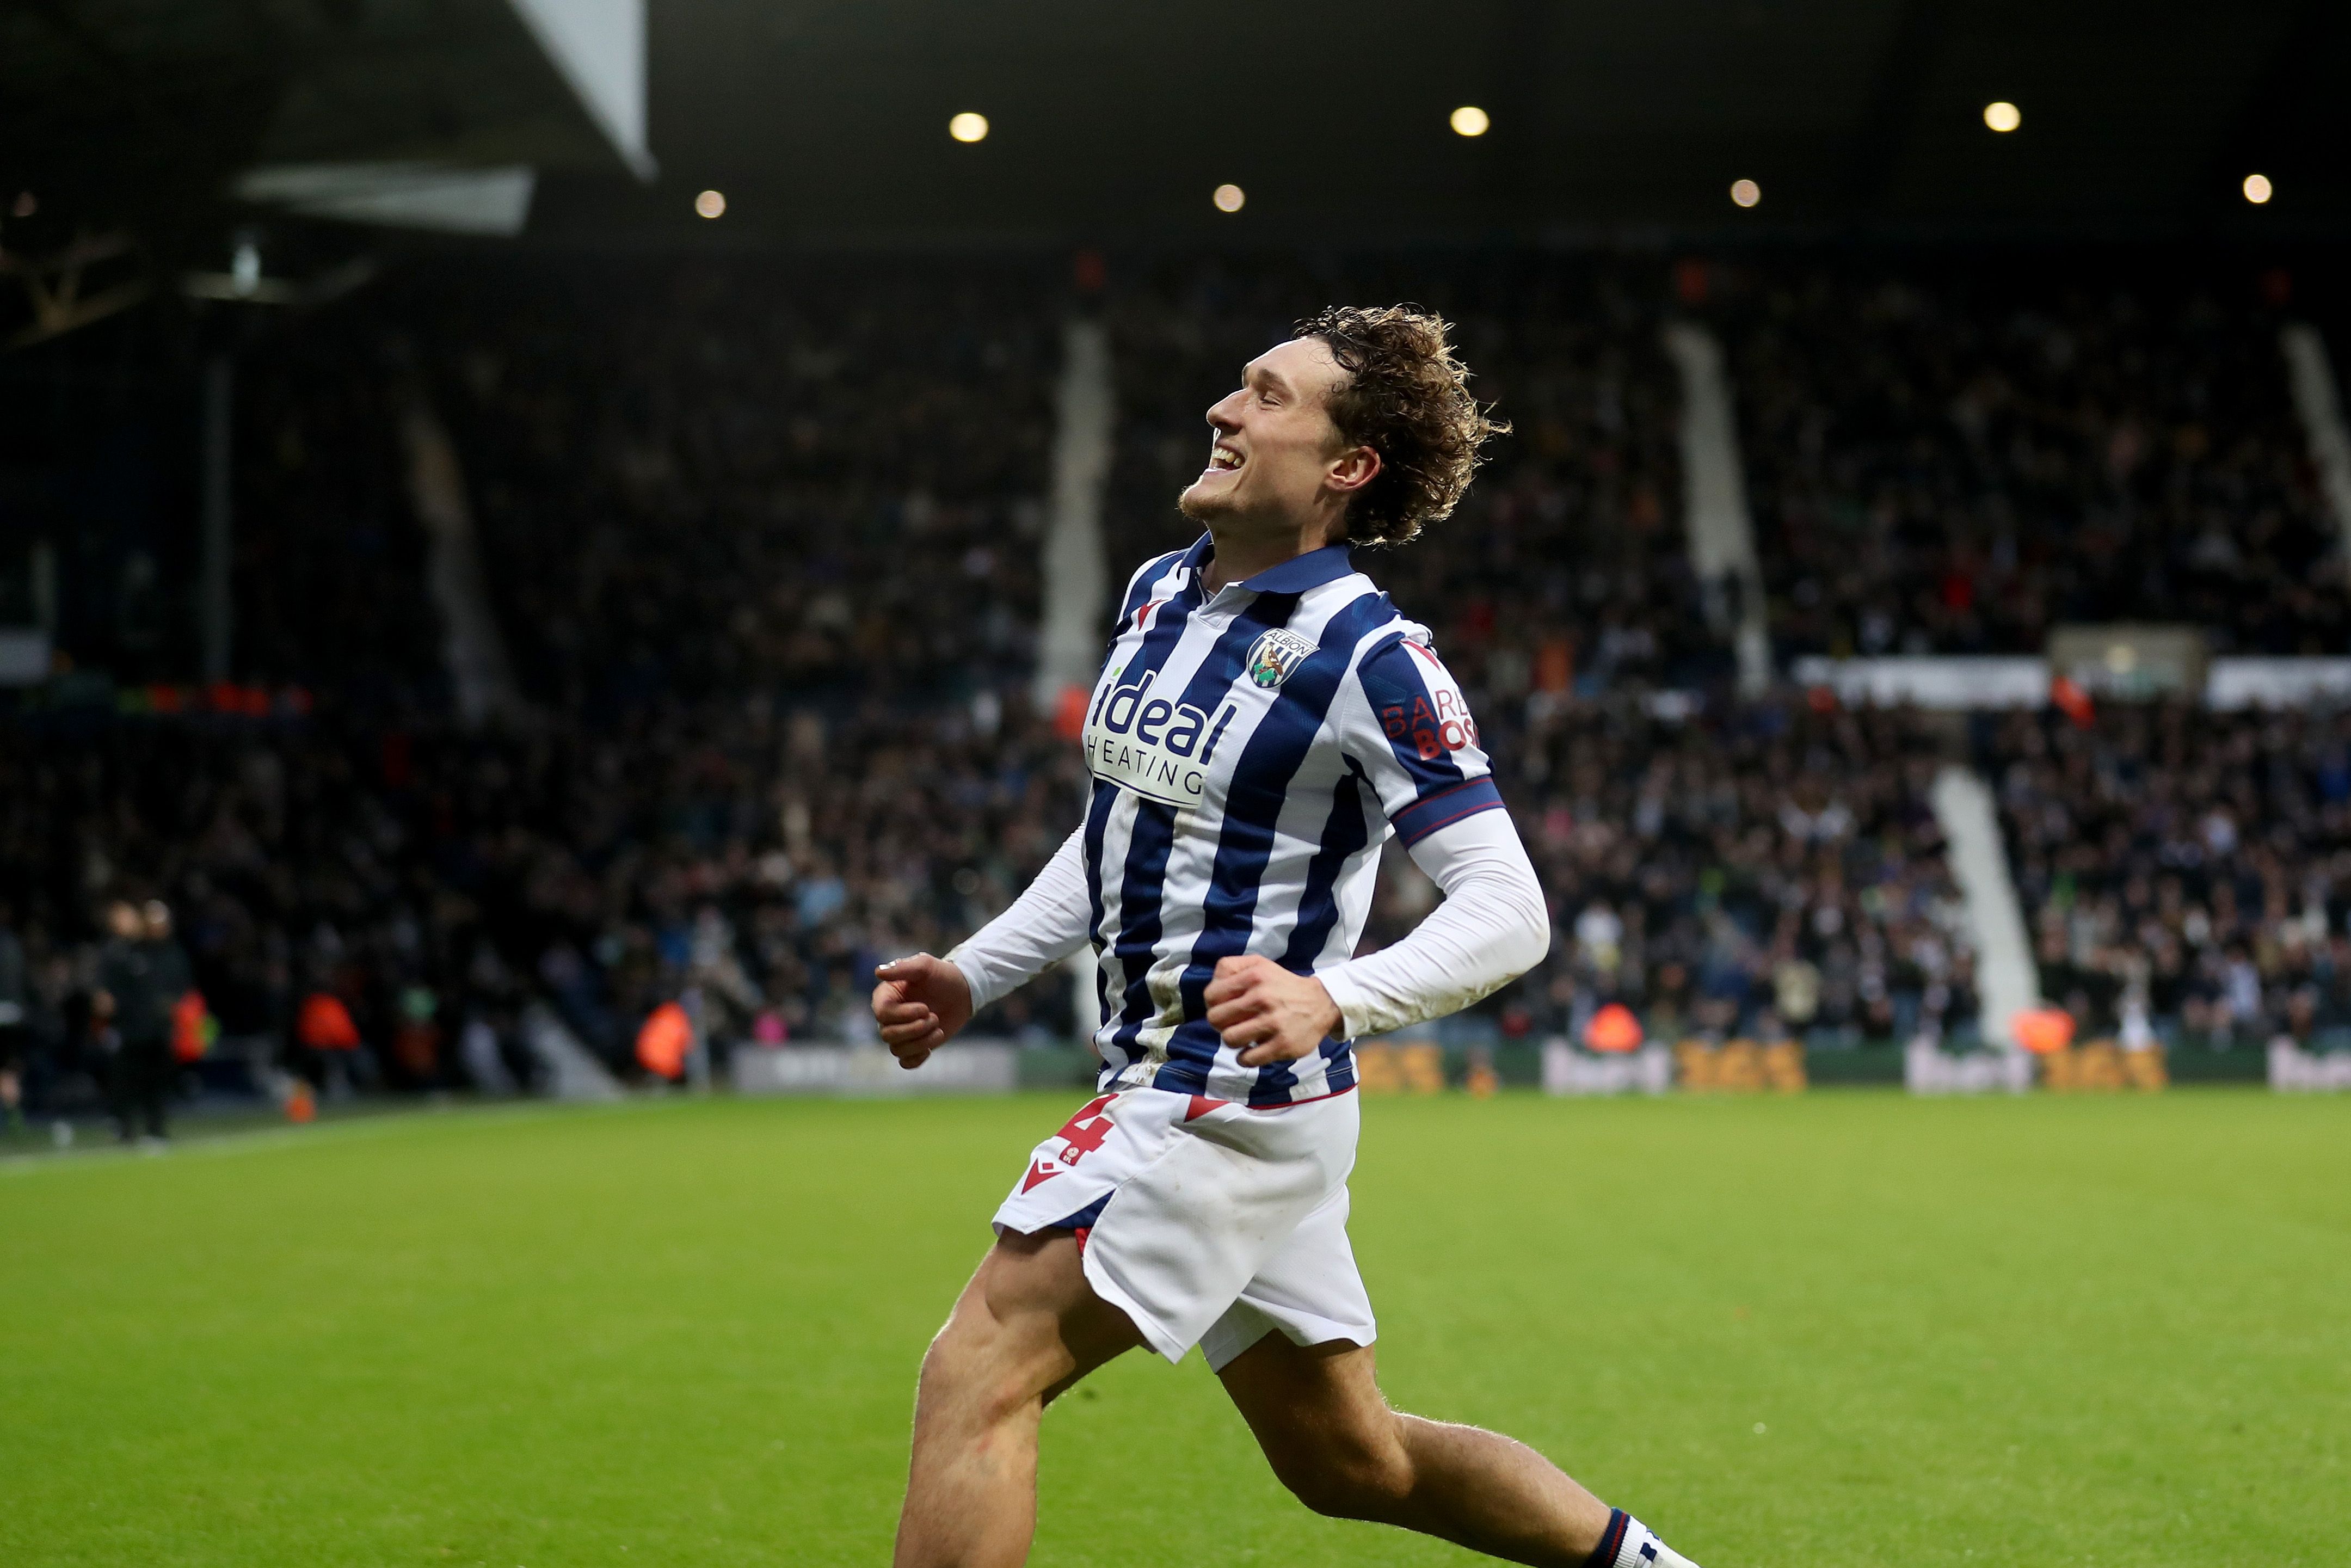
1928, 765, 2037, 1052
1660, 321, 1770, 695
1034, 317, 1114, 714
398, 382, 528, 726
522, 1004, 624, 1101
2281, 323, 2351, 562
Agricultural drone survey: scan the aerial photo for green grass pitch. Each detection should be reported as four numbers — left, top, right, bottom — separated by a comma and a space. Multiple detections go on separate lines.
2, 1090, 2344, 1567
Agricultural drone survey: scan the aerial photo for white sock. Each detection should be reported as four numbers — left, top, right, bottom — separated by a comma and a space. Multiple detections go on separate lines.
1592, 1510, 1703, 1568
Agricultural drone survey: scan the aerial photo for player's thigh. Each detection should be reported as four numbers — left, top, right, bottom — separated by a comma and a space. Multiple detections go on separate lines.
1217, 1334, 1408, 1496
928, 1229, 1144, 1410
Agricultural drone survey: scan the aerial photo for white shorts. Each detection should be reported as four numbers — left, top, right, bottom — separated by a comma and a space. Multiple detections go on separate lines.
992, 1086, 1376, 1370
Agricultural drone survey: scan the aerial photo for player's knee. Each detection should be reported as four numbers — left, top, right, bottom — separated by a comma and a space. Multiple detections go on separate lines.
916, 1317, 1048, 1428
916, 1346, 1021, 1429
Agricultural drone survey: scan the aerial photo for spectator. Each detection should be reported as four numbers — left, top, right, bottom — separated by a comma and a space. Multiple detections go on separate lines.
93, 899, 190, 1145
0, 901, 27, 1134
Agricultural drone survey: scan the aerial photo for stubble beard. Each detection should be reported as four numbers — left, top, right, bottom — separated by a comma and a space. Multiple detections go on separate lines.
1176, 478, 1237, 524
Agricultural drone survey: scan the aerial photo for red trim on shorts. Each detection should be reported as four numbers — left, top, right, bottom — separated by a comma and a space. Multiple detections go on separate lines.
1240, 1082, 1358, 1111
1103, 1079, 1359, 1113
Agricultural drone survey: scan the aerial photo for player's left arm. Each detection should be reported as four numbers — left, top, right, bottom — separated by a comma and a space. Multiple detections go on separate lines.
1205, 812, 1549, 1063
1313, 810, 1548, 1040
1205, 634, 1549, 1063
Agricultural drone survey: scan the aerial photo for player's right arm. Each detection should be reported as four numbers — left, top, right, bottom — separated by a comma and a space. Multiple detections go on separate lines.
875, 550, 1179, 1066
872, 823, 1093, 1068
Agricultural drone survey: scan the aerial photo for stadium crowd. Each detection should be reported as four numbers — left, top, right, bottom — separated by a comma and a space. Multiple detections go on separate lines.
2, 259, 1089, 1121
1986, 700, 2351, 1050
416, 261, 1060, 711
15, 247, 2340, 1120
1503, 696, 1974, 1050
0, 697, 1092, 1118
1724, 262, 2332, 660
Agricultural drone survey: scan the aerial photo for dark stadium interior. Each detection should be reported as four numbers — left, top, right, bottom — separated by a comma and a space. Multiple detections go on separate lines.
5, 1, 2351, 1118
7, 0, 2351, 249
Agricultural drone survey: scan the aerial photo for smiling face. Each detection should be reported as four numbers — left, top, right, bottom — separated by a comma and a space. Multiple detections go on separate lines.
1178, 336, 1372, 534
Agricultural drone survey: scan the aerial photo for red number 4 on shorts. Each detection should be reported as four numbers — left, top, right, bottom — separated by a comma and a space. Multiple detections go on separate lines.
1054, 1094, 1118, 1164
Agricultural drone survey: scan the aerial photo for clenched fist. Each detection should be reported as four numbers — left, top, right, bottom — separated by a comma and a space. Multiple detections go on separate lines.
871, 954, 974, 1070
1202, 955, 1343, 1067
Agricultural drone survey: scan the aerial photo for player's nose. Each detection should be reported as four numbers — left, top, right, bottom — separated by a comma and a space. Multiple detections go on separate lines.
1205, 389, 1245, 429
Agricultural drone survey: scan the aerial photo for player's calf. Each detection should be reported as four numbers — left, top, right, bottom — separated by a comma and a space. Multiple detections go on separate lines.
1221, 1336, 1703, 1567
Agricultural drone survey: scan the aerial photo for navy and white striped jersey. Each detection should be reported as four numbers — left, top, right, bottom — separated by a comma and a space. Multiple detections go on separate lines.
1076, 534, 1505, 1105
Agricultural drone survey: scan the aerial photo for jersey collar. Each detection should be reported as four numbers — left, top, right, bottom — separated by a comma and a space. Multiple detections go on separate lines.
1178, 534, 1356, 595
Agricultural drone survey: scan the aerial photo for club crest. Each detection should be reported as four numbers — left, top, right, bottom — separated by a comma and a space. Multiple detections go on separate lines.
1245, 629, 1319, 690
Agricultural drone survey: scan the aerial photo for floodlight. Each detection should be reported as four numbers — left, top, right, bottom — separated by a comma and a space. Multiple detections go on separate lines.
1730, 179, 1761, 208
2244, 173, 2274, 205
1983, 101, 2021, 133
1214, 183, 1246, 213
1450, 106, 1490, 138
949, 112, 989, 144
694, 189, 725, 219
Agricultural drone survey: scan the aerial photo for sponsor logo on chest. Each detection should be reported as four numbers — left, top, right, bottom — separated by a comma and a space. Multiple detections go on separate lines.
1082, 666, 1241, 810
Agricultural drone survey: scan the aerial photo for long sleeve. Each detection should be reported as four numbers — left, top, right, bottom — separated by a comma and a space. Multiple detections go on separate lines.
1315, 809, 1550, 1040
944, 825, 1093, 1012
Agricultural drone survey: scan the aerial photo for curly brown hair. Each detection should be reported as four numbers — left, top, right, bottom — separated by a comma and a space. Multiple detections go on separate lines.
1294, 304, 1506, 546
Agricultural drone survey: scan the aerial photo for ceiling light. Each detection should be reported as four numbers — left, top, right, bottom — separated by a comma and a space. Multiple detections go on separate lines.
1450, 106, 1490, 138
2244, 173, 2274, 205
1213, 183, 1246, 213
1983, 101, 2021, 133
694, 189, 726, 219
949, 112, 989, 143
1729, 179, 1761, 208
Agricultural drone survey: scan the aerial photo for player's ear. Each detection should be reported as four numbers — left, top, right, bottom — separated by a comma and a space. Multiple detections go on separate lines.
1326, 444, 1381, 497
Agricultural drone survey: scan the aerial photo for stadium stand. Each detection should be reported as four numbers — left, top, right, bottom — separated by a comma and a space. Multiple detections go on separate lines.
408, 259, 1092, 1048
3, 260, 1092, 1108
1718, 259, 2334, 658
15, 248, 2349, 1108
414, 260, 1060, 708
1509, 695, 1975, 1049
1983, 700, 2351, 1054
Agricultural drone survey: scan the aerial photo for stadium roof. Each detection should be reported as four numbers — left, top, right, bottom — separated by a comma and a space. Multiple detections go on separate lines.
588, 0, 2351, 246
2, 0, 2347, 252
0, 1, 633, 239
